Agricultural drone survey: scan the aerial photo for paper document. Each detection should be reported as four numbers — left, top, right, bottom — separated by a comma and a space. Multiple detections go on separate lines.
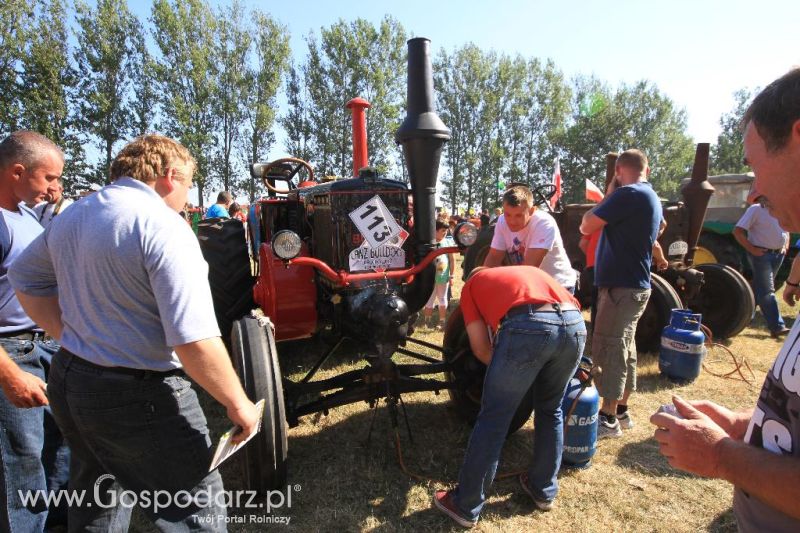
209, 399, 265, 471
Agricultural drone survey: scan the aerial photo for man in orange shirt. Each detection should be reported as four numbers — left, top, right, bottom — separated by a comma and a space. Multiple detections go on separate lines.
433, 266, 585, 527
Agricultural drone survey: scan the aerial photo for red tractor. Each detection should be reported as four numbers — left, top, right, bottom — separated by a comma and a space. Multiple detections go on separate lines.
198, 38, 480, 494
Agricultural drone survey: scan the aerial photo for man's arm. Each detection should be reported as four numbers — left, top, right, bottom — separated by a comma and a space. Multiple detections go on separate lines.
523, 248, 548, 268
651, 396, 800, 520
15, 293, 63, 339
580, 212, 606, 236
465, 320, 492, 365
783, 253, 800, 306
652, 241, 668, 271
175, 337, 259, 445
733, 226, 764, 256
483, 247, 506, 267
0, 351, 48, 407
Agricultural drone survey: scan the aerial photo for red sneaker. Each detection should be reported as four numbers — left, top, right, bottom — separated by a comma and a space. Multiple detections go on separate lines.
432, 490, 477, 528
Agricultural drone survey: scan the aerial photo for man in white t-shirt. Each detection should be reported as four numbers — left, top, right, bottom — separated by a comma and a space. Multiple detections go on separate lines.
483, 185, 577, 291
734, 197, 790, 337
33, 177, 72, 228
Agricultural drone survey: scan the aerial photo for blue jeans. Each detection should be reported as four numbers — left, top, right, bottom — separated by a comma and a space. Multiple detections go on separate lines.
748, 250, 786, 332
453, 308, 585, 519
0, 338, 70, 533
48, 350, 226, 532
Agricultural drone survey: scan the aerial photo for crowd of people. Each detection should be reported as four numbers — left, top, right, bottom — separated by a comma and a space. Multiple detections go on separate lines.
1, 67, 799, 532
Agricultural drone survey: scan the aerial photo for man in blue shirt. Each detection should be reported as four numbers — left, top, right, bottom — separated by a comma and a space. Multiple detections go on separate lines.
205, 191, 232, 218
0, 131, 70, 532
580, 149, 662, 439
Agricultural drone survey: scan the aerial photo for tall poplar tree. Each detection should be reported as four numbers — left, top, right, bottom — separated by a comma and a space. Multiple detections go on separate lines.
74, 0, 140, 184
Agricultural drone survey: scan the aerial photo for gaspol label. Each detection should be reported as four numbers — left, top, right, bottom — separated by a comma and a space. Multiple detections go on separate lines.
660, 338, 705, 354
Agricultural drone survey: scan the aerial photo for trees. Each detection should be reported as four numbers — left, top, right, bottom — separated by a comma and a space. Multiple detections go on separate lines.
710, 88, 753, 176
151, 0, 217, 207
289, 17, 406, 179
0, 0, 34, 136
239, 10, 290, 201
74, 0, 139, 184
19, 0, 86, 187
559, 77, 694, 200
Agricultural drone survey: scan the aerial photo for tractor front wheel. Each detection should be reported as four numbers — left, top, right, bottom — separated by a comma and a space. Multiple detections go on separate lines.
634, 273, 683, 353
230, 316, 288, 494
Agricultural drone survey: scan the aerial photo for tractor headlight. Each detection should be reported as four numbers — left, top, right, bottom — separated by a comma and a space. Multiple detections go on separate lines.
454, 222, 478, 247
272, 230, 302, 260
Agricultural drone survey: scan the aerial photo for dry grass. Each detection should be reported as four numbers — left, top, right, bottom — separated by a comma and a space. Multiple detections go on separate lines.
133, 259, 797, 532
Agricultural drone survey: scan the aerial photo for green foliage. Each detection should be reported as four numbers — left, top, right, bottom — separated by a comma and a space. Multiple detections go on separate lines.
19, 0, 86, 187
74, 0, 140, 184
0, 0, 34, 136
710, 88, 753, 176
210, 0, 251, 193
559, 77, 695, 201
240, 9, 290, 201
289, 17, 406, 178
129, 22, 158, 137
151, 0, 217, 206
436, 46, 571, 213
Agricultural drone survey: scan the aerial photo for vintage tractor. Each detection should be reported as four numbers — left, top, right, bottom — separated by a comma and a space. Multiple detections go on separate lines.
461, 146, 757, 352
198, 38, 482, 494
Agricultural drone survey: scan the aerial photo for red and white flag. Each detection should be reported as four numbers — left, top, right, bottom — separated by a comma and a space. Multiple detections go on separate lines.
585, 179, 604, 203
549, 157, 562, 210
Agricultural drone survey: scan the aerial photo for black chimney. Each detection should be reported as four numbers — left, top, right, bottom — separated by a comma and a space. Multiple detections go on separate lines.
396, 37, 450, 257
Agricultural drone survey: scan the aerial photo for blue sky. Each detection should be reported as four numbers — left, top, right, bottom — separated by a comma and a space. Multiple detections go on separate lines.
126, 0, 799, 202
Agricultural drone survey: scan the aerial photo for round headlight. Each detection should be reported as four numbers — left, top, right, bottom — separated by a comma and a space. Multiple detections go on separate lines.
454, 222, 478, 247
272, 230, 302, 260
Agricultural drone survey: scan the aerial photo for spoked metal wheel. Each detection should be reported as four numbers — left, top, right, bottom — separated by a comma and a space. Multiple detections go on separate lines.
230, 316, 288, 494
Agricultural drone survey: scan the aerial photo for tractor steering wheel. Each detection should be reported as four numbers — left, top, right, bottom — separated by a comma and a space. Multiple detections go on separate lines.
532, 183, 558, 211
258, 157, 316, 195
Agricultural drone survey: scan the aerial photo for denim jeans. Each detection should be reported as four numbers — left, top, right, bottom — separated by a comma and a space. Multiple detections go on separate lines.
748, 250, 786, 332
0, 338, 70, 533
453, 308, 585, 519
48, 350, 226, 532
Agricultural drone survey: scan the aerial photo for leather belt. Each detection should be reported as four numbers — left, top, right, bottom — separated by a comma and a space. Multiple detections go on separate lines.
0, 330, 43, 341
60, 348, 185, 380
758, 247, 783, 254
504, 302, 579, 320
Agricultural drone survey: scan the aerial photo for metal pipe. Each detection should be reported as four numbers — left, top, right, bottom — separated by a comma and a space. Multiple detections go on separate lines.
346, 97, 371, 177
681, 143, 715, 266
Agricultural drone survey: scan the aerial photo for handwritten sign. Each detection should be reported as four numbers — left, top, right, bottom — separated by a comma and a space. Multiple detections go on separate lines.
349, 195, 404, 250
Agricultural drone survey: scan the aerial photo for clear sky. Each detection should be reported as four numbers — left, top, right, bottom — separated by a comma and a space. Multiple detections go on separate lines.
157, 0, 794, 143
127, 0, 799, 202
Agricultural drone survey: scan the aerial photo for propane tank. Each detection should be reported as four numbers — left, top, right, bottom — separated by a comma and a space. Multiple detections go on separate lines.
659, 309, 706, 383
561, 357, 600, 469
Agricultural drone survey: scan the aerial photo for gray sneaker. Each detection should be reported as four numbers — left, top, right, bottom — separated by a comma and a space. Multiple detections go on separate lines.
597, 413, 623, 439
617, 411, 634, 430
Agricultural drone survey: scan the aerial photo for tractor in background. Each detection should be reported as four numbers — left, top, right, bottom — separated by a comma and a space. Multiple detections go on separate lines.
197, 38, 481, 494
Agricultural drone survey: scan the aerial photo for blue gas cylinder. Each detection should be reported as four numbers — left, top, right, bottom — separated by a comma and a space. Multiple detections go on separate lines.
659, 309, 706, 383
561, 358, 600, 469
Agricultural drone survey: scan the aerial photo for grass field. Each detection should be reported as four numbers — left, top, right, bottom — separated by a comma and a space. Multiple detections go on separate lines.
135, 258, 796, 532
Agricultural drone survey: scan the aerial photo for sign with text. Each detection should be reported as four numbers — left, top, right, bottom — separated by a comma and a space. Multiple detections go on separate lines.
349, 195, 404, 250
348, 240, 406, 272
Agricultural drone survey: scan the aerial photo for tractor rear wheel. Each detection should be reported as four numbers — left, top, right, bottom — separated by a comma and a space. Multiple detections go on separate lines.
198, 218, 255, 341
230, 316, 288, 494
442, 307, 534, 435
686, 263, 755, 341
634, 273, 683, 353
696, 233, 744, 272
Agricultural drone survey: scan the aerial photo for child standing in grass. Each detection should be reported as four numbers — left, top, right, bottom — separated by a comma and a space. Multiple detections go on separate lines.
423, 219, 455, 330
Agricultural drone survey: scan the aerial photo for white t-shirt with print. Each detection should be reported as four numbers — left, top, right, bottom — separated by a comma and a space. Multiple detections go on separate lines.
490, 210, 576, 288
